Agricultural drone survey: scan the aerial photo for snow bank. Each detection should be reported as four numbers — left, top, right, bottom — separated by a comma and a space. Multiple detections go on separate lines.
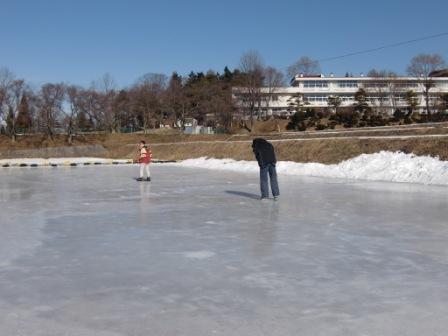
174, 151, 448, 186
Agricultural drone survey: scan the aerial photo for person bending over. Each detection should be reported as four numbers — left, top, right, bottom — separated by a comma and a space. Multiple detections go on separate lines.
252, 138, 279, 200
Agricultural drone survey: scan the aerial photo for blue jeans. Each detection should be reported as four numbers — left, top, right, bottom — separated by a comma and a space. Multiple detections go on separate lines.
260, 163, 280, 198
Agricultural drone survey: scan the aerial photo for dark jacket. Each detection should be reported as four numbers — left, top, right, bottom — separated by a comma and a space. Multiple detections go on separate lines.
252, 138, 276, 168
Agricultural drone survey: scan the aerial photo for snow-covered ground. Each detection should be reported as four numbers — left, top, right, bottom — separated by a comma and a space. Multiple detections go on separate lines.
173, 151, 448, 186
1, 164, 448, 335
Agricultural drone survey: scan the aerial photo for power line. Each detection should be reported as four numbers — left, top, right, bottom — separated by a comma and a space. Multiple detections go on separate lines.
318, 32, 448, 63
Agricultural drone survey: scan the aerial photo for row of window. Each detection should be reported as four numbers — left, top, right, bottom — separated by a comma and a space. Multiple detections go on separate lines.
337, 81, 358, 88
305, 95, 328, 102
395, 83, 419, 89
300, 81, 425, 89
303, 81, 329, 88
303, 94, 435, 103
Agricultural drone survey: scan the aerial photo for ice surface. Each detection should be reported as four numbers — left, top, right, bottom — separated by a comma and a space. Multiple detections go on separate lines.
1, 165, 448, 335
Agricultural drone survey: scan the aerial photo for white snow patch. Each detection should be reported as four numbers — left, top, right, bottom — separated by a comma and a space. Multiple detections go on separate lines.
182, 251, 216, 260
172, 151, 448, 186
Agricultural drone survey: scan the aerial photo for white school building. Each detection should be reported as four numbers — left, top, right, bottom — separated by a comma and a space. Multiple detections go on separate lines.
232, 72, 448, 117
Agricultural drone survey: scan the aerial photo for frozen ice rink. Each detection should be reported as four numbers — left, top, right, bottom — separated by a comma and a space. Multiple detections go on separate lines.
1, 165, 448, 335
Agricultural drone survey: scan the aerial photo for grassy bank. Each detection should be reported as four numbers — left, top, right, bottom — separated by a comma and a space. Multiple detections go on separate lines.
151, 137, 448, 164
1, 123, 448, 164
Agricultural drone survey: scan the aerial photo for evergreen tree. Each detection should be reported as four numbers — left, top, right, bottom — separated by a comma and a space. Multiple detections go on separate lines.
170, 72, 182, 85
6, 106, 15, 138
440, 93, 448, 112
287, 93, 308, 113
354, 89, 369, 113
16, 94, 32, 131
327, 95, 342, 114
405, 90, 419, 116
221, 66, 233, 82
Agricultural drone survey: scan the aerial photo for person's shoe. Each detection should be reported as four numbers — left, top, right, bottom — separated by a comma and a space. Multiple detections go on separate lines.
136, 177, 143, 181
273, 196, 279, 201
260, 196, 268, 201
146, 177, 151, 182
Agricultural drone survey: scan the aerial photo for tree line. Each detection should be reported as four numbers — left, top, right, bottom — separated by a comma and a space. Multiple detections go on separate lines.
0, 49, 288, 141
0, 52, 287, 142
0, 51, 446, 141
0, 68, 236, 142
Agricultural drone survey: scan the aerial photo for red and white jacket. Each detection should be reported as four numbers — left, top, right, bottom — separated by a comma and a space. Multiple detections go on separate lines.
138, 146, 152, 164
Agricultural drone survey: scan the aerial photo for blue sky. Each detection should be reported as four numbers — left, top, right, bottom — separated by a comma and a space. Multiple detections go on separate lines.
1, 0, 447, 88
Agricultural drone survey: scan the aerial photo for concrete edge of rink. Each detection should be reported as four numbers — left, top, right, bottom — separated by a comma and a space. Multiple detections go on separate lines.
0, 159, 177, 168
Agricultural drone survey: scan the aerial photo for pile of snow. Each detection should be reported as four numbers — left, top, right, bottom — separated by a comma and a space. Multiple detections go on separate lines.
174, 151, 448, 186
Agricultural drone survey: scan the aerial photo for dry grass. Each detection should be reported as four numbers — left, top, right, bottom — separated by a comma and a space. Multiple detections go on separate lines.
2, 122, 448, 164
150, 138, 448, 164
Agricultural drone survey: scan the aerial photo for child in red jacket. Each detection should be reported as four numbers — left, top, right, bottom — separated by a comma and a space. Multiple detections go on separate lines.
136, 140, 152, 181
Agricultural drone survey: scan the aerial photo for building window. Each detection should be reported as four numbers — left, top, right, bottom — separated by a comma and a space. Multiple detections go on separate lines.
364, 82, 388, 89
395, 82, 418, 89
367, 96, 389, 102
393, 94, 411, 102
303, 81, 328, 88
305, 95, 328, 103
338, 81, 358, 88
339, 94, 355, 101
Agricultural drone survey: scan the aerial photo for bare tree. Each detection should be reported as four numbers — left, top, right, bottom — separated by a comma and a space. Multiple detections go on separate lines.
0, 68, 15, 135
91, 73, 121, 132
366, 69, 397, 115
263, 66, 285, 119
3, 79, 28, 141
0, 67, 14, 86
213, 93, 234, 132
37, 83, 65, 139
137, 73, 167, 87
407, 53, 446, 115
65, 87, 95, 132
80, 89, 102, 130
287, 56, 321, 79
113, 89, 131, 132
64, 85, 85, 144
130, 73, 167, 133
238, 50, 264, 130
164, 72, 186, 129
